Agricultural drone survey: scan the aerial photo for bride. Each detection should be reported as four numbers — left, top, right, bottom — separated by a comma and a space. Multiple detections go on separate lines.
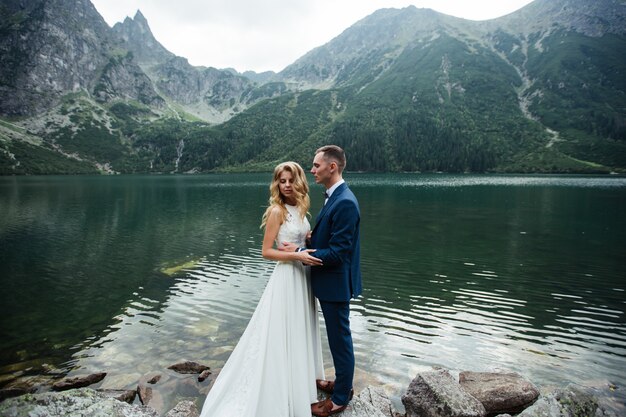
200, 161, 325, 417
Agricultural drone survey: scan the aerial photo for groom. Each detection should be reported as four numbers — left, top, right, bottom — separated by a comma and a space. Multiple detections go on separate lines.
307, 145, 362, 416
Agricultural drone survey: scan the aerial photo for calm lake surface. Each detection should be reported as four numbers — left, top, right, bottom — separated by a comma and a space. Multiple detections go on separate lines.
1, 173, 625, 413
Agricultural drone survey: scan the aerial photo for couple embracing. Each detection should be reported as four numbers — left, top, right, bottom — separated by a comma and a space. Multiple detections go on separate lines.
200, 145, 362, 417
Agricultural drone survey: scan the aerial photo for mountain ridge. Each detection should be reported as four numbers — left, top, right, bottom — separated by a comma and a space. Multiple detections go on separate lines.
0, 0, 624, 174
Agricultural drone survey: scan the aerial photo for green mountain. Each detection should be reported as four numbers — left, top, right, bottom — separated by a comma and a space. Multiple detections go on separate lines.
1, 0, 624, 174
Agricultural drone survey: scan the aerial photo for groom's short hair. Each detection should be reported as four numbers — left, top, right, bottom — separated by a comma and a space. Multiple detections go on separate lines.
316, 145, 346, 173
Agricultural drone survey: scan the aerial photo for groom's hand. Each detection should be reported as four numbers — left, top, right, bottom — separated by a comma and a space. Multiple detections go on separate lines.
278, 241, 300, 252
299, 250, 323, 266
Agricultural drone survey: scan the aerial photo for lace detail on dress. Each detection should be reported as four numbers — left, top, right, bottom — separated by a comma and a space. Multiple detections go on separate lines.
276, 205, 309, 250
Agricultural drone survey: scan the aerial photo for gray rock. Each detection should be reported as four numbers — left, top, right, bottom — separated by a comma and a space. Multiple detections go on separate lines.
402, 369, 486, 417
98, 388, 137, 404
51, 372, 107, 391
459, 371, 539, 415
0, 388, 158, 417
358, 386, 395, 417
167, 361, 210, 374
517, 385, 618, 417
311, 385, 393, 417
339, 394, 388, 417
164, 400, 200, 417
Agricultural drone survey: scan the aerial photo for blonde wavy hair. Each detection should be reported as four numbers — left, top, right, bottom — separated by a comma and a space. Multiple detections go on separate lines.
261, 161, 310, 228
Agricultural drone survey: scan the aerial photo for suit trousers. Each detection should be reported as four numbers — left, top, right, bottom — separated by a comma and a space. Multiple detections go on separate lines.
319, 300, 354, 405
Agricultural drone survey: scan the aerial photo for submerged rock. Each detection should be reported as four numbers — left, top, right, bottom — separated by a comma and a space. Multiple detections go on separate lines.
99, 372, 142, 390
137, 384, 153, 405
0, 386, 36, 402
402, 369, 486, 417
147, 374, 162, 384
98, 388, 137, 404
51, 372, 107, 391
137, 383, 165, 413
0, 388, 158, 417
167, 361, 210, 374
459, 371, 539, 415
197, 369, 211, 382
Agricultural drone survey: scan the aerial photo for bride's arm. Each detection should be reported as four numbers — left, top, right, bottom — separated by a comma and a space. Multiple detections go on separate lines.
262, 207, 322, 265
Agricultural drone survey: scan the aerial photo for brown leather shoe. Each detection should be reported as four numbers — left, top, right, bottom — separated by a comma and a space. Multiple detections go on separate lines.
311, 397, 347, 417
316, 379, 335, 394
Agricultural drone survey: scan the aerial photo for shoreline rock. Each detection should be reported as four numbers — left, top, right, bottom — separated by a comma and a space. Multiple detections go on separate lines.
0, 367, 619, 417
517, 384, 616, 417
402, 369, 486, 417
399, 369, 618, 417
0, 388, 160, 417
459, 371, 539, 416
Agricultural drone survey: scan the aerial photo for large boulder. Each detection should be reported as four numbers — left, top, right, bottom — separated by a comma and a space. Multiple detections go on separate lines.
0, 388, 158, 417
338, 390, 388, 417
459, 371, 539, 415
517, 385, 618, 417
402, 369, 486, 417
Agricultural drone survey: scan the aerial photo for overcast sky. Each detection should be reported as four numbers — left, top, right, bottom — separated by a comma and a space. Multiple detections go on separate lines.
91, 0, 535, 74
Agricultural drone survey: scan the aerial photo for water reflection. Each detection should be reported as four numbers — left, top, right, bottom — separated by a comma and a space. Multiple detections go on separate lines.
0, 174, 269, 375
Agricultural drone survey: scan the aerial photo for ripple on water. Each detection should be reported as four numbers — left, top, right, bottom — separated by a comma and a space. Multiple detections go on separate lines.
3, 174, 625, 414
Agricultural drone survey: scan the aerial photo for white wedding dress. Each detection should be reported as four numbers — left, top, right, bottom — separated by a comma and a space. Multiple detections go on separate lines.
200, 204, 325, 417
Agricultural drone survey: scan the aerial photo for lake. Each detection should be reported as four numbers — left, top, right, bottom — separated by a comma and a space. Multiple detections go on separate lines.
1, 173, 625, 413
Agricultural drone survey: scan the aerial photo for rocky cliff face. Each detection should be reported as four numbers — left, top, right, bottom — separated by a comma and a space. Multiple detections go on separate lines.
93, 52, 165, 107
111, 11, 174, 67
0, 1, 271, 122
0, 0, 168, 116
0, 0, 113, 115
110, 11, 274, 123
148, 55, 259, 122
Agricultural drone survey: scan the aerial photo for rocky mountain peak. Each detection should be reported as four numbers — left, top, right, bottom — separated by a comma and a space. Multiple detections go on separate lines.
112, 9, 173, 67
488, 0, 626, 37
132, 10, 149, 26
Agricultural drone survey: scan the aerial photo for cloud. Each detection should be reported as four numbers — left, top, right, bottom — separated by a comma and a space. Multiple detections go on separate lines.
91, 0, 534, 73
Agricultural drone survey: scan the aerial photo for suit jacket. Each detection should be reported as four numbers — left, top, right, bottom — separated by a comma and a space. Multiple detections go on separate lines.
310, 182, 362, 302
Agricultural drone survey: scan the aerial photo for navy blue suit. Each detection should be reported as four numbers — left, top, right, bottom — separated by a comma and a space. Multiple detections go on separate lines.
310, 182, 361, 405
